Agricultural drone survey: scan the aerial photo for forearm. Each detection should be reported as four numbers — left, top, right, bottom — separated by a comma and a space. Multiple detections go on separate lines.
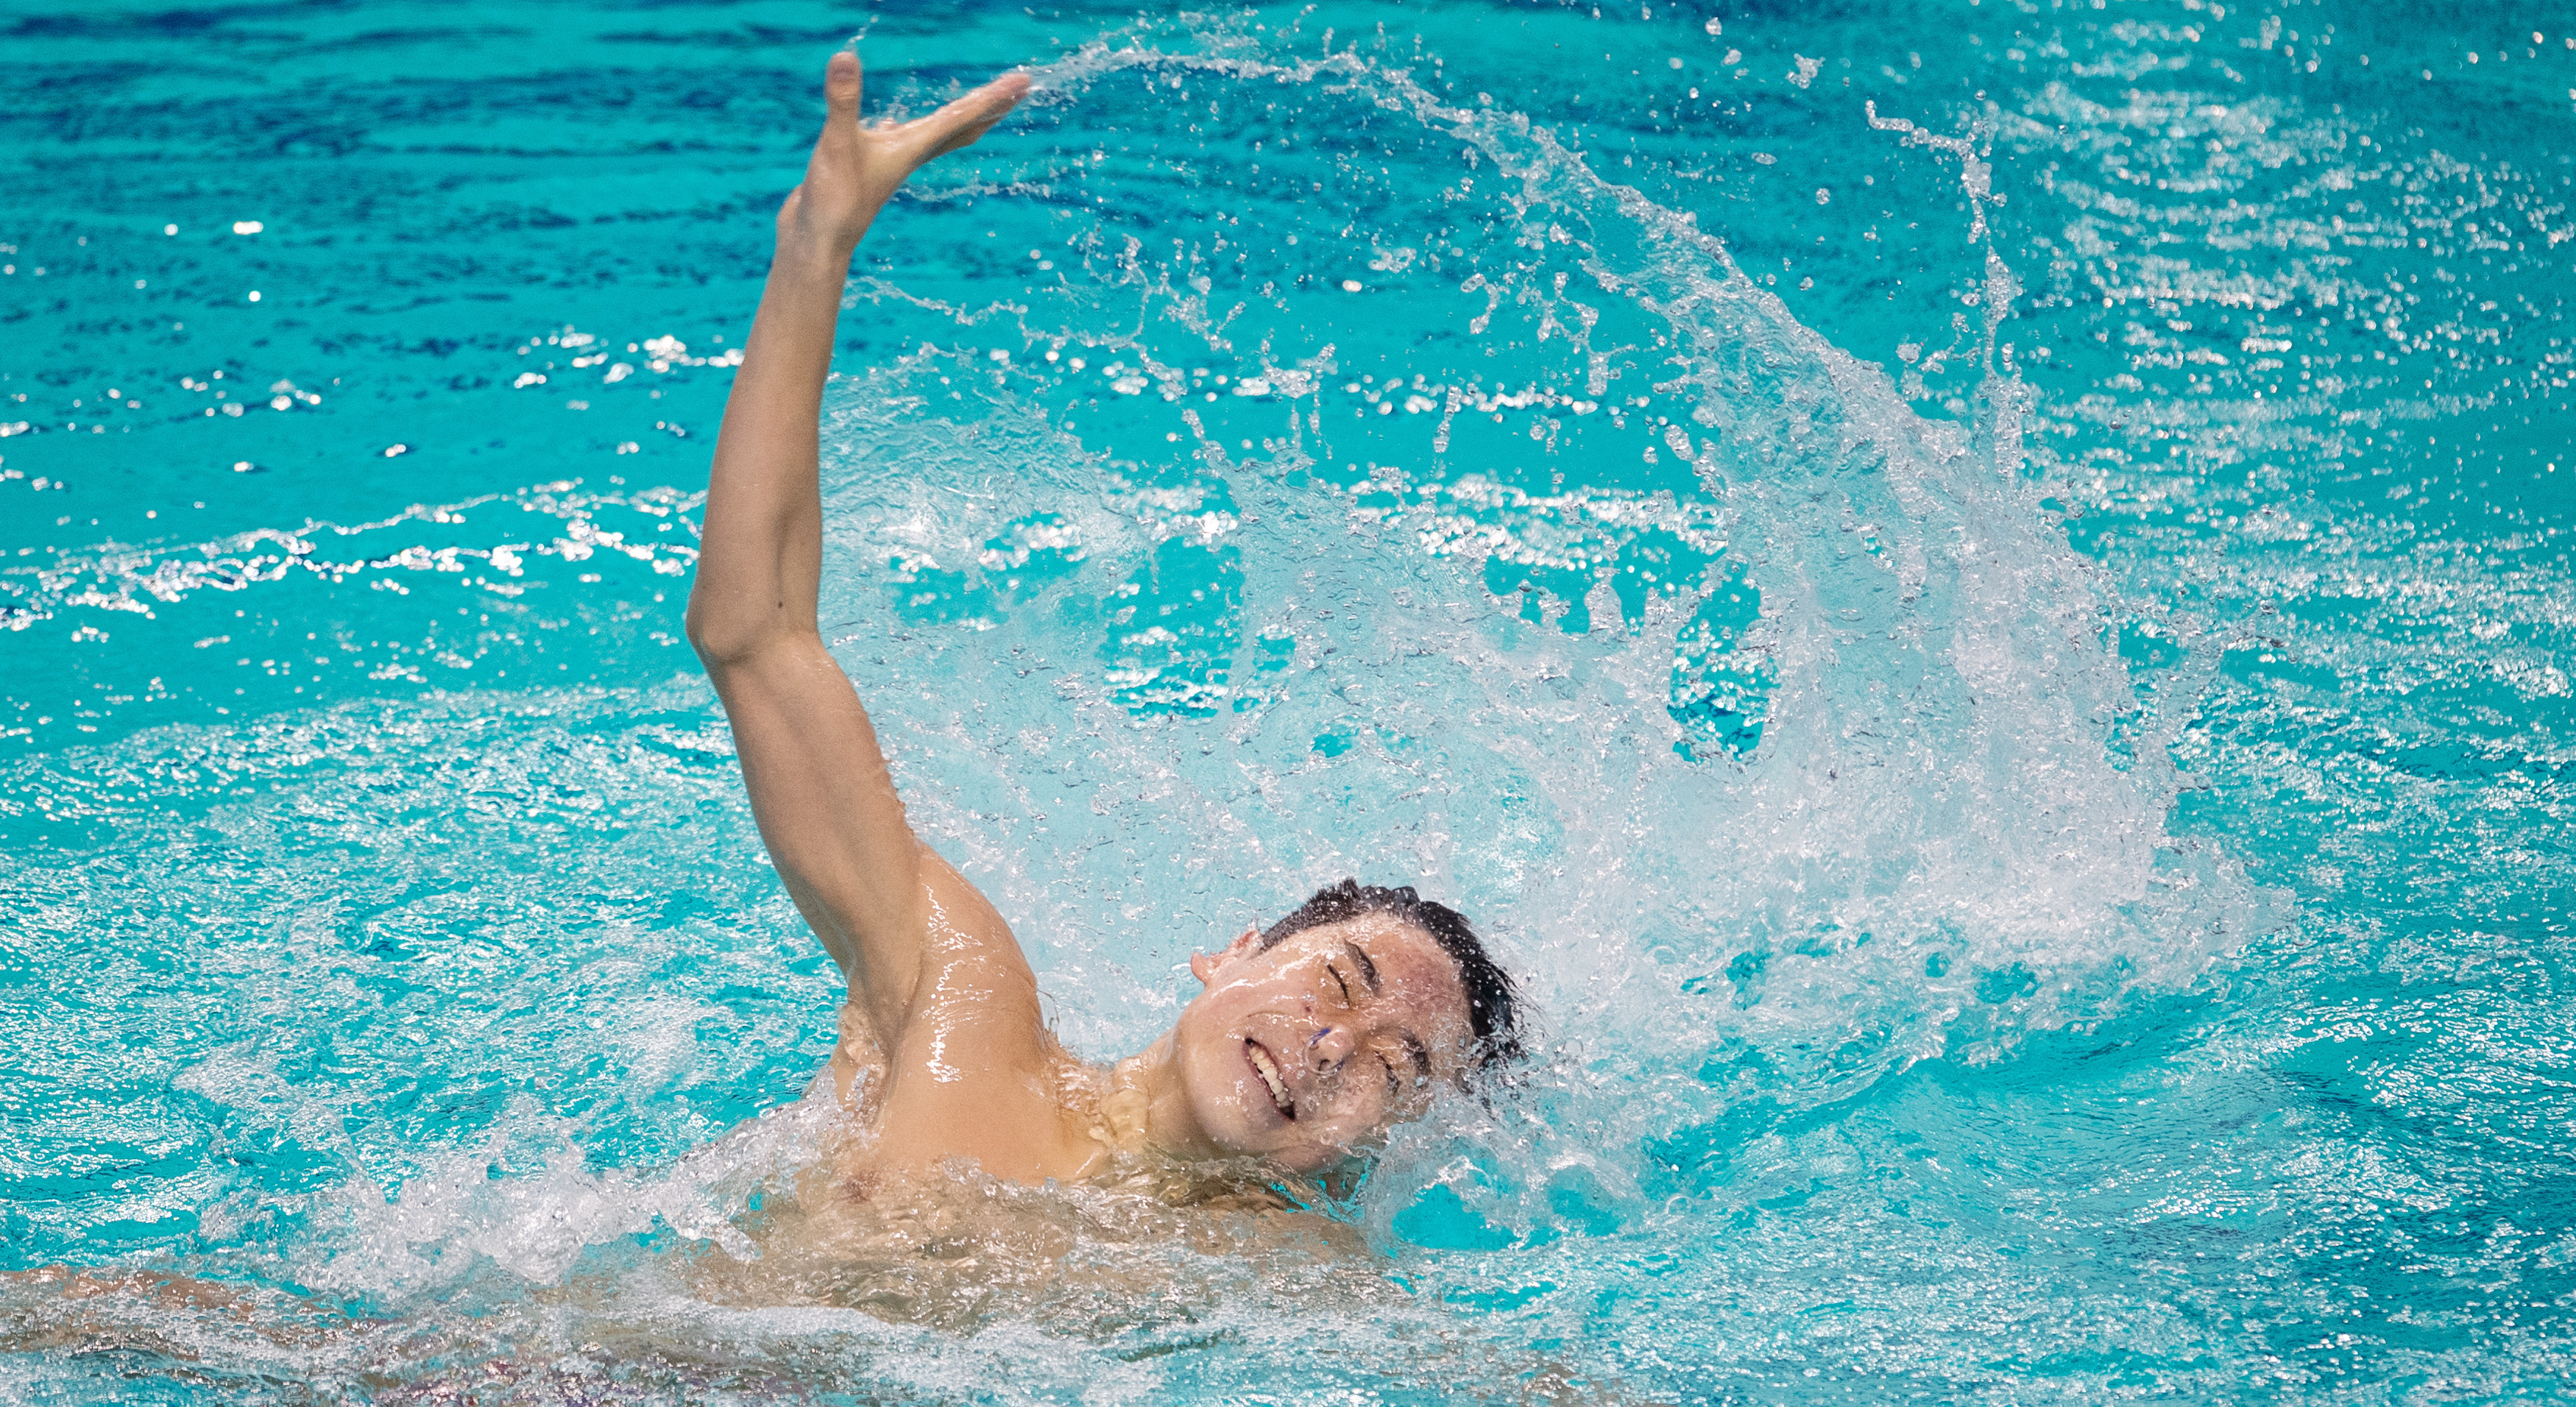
685, 53, 1022, 661
684, 229, 863, 665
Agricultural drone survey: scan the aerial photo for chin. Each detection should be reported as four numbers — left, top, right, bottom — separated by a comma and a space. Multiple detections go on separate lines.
1256, 1145, 1331, 1174
1179, 1057, 1279, 1154
1173, 1041, 1297, 1162
1172, 1002, 1367, 1172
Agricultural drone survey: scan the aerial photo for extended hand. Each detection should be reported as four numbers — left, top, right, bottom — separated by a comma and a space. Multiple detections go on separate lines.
778, 50, 1029, 257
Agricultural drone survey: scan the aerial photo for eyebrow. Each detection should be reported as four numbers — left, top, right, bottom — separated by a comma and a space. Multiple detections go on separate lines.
1345, 940, 1381, 994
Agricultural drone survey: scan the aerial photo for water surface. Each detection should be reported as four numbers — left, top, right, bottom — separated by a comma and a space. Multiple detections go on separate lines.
4, 0, 2574, 1400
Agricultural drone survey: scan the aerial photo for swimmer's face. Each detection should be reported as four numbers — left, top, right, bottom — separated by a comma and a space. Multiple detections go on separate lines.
1170, 912, 1473, 1172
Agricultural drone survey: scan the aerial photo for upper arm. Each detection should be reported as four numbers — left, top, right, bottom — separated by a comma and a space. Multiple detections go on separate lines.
711, 662, 1061, 1169
873, 850, 1073, 1178
702, 634, 929, 1032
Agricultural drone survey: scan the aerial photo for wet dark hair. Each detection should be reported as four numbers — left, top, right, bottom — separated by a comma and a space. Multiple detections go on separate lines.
1258, 879, 1524, 1077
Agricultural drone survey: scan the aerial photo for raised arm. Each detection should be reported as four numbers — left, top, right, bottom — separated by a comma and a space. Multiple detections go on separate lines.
684, 51, 1027, 1035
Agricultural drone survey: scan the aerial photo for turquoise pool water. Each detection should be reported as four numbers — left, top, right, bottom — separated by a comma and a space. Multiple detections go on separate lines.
4, 0, 2573, 1399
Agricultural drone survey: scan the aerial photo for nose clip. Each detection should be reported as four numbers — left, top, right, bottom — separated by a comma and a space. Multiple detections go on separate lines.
1308, 1023, 1353, 1070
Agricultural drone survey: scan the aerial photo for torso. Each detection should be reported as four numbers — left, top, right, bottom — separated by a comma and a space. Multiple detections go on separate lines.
768, 858, 1315, 1321
824, 996, 1117, 1189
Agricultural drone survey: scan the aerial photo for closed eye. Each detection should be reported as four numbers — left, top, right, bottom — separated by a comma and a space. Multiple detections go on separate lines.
1381, 1054, 1401, 1098
1402, 1033, 1431, 1085
1345, 940, 1381, 993
1327, 963, 1351, 1003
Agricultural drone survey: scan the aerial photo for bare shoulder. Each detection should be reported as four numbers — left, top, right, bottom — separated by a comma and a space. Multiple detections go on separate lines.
863, 847, 1092, 1180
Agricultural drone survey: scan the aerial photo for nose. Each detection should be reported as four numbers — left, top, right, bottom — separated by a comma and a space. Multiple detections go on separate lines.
1307, 1022, 1356, 1071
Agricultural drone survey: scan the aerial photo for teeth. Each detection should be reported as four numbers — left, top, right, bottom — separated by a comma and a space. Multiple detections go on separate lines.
1248, 1042, 1293, 1117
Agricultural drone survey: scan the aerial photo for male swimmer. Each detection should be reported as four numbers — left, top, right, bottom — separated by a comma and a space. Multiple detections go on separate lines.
684, 52, 1524, 1189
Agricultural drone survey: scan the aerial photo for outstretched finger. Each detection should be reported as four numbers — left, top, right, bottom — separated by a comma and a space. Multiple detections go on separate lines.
823, 48, 863, 128
906, 71, 1030, 159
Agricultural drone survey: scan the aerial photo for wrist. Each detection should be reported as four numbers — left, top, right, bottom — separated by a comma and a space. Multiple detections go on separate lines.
774, 226, 863, 278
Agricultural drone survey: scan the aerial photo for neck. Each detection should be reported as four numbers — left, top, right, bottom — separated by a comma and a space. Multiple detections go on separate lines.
1109, 1033, 1222, 1161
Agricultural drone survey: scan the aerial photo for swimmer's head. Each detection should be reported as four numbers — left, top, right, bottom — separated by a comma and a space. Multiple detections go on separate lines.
1164, 879, 1523, 1172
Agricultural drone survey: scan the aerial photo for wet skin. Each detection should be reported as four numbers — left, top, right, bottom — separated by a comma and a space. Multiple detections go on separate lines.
1160, 914, 1470, 1172
685, 52, 1479, 1188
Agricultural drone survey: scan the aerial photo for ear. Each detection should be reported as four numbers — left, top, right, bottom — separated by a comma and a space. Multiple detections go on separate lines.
1189, 926, 1263, 987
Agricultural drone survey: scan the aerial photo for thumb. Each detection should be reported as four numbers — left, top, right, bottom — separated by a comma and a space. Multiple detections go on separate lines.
823, 49, 862, 126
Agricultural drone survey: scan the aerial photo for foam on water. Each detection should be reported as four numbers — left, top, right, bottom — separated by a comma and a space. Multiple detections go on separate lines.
763, 36, 2279, 1257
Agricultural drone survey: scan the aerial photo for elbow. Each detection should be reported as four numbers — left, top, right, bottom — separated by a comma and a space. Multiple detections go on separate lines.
682, 592, 758, 671
683, 588, 812, 672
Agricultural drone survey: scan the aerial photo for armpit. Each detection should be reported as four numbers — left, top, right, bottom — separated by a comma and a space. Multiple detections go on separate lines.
829, 999, 891, 1110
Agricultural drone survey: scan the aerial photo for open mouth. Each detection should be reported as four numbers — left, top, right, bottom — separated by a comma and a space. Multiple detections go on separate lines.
1245, 1039, 1295, 1121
